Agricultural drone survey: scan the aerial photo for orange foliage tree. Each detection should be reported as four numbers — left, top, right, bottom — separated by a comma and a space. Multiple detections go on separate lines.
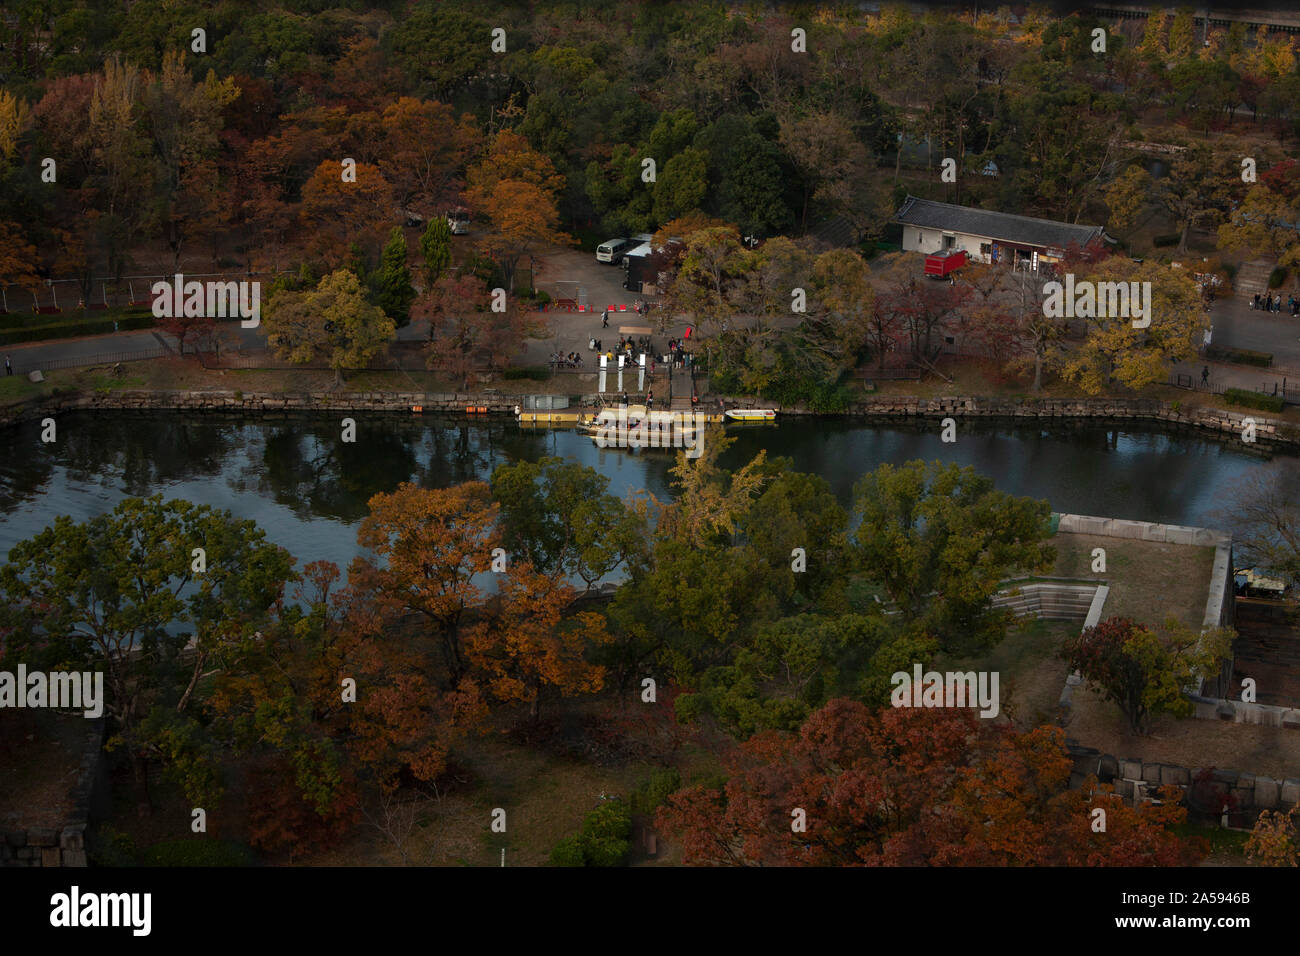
464, 129, 573, 290
467, 562, 612, 721
299, 158, 394, 263
658, 699, 1202, 866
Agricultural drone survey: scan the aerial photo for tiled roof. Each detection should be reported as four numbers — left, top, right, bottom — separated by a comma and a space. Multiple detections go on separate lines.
892, 196, 1104, 250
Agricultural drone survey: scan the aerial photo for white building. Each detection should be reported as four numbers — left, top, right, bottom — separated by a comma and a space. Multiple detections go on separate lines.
893, 196, 1107, 273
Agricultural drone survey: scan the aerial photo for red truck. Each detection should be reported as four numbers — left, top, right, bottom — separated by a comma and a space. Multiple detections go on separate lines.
924, 249, 966, 278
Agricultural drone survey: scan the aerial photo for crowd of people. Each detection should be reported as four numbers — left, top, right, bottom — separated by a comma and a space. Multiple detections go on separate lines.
1252, 292, 1300, 317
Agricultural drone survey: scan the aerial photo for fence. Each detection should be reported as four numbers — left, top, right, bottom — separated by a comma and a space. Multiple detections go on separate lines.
856, 365, 924, 382
11, 346, 170, 377
1167, 372, 1228, 395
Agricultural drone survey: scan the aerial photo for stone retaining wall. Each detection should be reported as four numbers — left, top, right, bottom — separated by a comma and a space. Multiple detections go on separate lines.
2, 391, 1298, 447
1, 719, 104, 867
1066, 741, 1300, 817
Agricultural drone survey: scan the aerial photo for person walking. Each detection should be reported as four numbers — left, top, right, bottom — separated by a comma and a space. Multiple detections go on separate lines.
602, 310, 609, 328
3, 355, 11, 376
1201, 365, 1210, 387
1253, 293, 1260, 310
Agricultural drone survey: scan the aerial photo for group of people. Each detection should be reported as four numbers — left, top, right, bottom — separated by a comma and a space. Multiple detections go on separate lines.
551, 351, 584, 368
1252, 292, 1300, 317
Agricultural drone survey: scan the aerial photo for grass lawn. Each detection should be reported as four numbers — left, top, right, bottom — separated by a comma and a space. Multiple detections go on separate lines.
933, 617, 1074, 731
1051, 531, 1216, 632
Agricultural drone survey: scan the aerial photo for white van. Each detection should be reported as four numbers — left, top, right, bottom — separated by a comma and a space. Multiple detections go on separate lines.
595, 238, 634, 264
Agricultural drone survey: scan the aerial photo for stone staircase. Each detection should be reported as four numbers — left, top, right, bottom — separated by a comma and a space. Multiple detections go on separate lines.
1235, 258, 1275, 301
991, 581, 1100, 621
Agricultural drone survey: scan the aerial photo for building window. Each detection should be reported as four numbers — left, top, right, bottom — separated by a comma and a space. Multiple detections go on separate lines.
980, 242, 992, 258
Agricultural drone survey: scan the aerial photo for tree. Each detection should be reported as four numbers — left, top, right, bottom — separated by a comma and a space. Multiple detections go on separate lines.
350, 482, 500, 688
1107, 144, 1236, 253
1063, 616, 1233, 734
465, 129, 573, 291
0, 90, 29, 161
465, 562, 611, 721
379, 96, 480, 217
1247, 802, 1300, 866
871, 251, 972, 364
652, 147, 708, 225
1217, 170, 1300, 273
1061, 257, 1204, 394
143, 52, 240, 272
1219, 463, 1300, 588
419, 216, 452, 286
849, 460, 1054, 654
421, 272, 490, 388
262, 269, 396, 386
0, 495, 294, 812
657, 700, 1199, 866
490, 456, 647, 590
376, 226, 415, 328
299, 159, 394, 263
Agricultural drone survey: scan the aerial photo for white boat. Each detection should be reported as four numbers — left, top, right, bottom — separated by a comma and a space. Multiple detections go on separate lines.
724, 408, 777, 422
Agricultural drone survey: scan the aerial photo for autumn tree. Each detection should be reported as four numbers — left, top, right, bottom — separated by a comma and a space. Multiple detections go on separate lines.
143, 52, 240, 271
422, 273, 490, 388
262, 269, 396, 386
350, 482, 500, 688
658, 700, 1199, 866
1063, 616, 1234, 734
871, 251, 972, 365
465, 129, 573, 291
466, 562, 611, 721
300, 158, 394, 263
1060, 257, 1204, 394
379, 96, 480, 217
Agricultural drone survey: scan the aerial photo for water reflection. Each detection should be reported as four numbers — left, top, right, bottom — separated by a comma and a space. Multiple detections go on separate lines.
0, 411, 1293, 573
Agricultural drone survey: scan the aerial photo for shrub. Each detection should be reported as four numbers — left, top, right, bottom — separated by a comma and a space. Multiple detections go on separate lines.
0, 311, 154, 345
1223, 387, 1284, 412
503, 365, 550, 381
629, 768, 682, 815
139, 838, 258, 866
1205, 345, 1272, 367
1269, 266, 1288, 288
548, 799, 632, 867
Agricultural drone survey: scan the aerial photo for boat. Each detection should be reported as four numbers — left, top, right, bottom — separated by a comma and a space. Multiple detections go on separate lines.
724, 408, 777, 422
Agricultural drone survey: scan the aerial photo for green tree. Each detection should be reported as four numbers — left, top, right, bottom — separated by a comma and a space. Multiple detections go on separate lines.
489, 456, 647, 590
377, 226, 415, 328
849, 460, 1054, 654
0, 495, 294, 812
653, 147, 708, 226
419, 216, 452, 286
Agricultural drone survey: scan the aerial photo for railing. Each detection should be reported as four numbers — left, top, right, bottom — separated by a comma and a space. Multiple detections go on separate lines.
1167, 372, 1228, 395
11, 346, 170, 376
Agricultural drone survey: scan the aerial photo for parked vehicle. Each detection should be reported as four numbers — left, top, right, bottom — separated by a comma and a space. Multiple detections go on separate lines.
596, 238, 635, 264
924, 249, 966, 278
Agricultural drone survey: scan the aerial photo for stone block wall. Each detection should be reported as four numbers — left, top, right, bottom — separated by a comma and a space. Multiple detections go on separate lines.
1067, 741, 1300, 817
0, 719, 103, 867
